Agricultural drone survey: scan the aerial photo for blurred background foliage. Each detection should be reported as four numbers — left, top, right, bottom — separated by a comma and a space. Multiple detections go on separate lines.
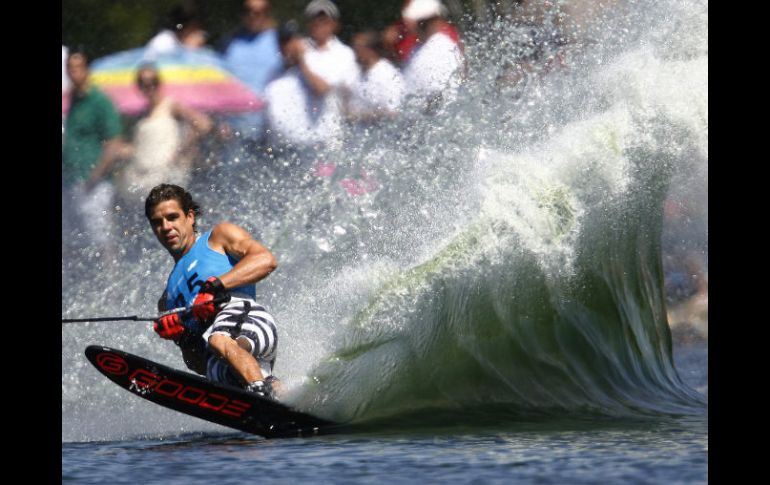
62, 0, 526, 57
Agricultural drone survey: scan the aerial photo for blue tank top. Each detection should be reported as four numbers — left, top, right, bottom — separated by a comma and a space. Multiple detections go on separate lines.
165, 230, 257, 333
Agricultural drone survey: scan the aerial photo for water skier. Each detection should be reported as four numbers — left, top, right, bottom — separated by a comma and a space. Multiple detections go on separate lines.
145, 183, 280, 399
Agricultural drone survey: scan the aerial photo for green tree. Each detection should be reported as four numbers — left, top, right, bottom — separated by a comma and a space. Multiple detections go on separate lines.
63, 0, 403, 57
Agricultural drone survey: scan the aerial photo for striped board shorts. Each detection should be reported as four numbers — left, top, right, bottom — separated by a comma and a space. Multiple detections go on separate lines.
202, 297, 278, 384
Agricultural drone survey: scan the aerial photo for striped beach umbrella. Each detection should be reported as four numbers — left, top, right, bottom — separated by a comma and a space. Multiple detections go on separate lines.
62, 46, 264, 115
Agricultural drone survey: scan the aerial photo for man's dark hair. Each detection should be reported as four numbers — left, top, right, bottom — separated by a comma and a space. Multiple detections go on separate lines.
145, 184, 202, 231
278, 19, 300, 46
67, 46, 91, 66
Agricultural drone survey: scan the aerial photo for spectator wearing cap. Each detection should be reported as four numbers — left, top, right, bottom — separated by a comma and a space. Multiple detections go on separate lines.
263, 21, 341, 152
347, 31, 404, 124
382, 0, 462, 66
401, 0, 464, 109
219, 0, 283, 147
276, 0, 359, 148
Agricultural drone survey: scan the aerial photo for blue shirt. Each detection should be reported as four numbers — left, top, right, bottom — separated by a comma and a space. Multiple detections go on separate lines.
222, 28, 283, 137
165, 230, 256, 334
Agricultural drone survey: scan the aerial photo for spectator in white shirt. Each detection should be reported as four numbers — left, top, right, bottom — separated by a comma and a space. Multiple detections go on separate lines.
268, 0, 359, 150
264, 21, 340, 150
294, 1, 359, 99
401, 0, 464, 110
347, 31, 405, 124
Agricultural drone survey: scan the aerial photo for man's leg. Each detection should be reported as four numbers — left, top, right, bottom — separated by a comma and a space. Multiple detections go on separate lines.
208, 333, 264, 385
204, 299, 279, 397
74, 181, 117, 260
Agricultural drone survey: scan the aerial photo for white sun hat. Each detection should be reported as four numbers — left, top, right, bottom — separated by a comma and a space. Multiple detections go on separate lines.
402, 0, 447, 22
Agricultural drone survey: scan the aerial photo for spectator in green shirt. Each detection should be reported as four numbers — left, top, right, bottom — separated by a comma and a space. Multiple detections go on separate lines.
62, 48, 129, 257
62, 48, 127, 188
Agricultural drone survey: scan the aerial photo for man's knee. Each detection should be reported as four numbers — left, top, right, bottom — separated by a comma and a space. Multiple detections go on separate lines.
208, 333, 235, 356
235, 335, 254, 353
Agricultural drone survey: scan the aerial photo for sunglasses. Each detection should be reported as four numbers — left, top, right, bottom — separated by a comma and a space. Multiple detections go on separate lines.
138, 78, 160, 90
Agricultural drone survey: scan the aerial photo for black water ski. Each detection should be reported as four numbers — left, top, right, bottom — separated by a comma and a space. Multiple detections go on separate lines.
85, 345, 337, 438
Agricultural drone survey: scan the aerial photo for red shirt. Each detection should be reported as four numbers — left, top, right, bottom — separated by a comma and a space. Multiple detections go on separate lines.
390, 20, 463, 63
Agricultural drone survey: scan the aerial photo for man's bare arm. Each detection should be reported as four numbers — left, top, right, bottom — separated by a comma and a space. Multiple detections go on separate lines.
208, 222, 277, 290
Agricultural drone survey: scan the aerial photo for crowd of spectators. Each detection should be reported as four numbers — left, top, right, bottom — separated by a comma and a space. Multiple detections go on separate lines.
62, 0, 476, 246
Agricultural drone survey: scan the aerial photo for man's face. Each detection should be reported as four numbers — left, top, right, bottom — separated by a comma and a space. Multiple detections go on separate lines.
242, 0, 271, 33
308, 15, 337, 44
66, 53, 89, 89
148, 199, 196, 258
352, 35, 372, 66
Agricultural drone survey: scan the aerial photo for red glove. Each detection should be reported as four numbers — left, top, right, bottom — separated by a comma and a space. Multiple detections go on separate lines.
154, 313, 185, 340
192, 276, 229, 323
